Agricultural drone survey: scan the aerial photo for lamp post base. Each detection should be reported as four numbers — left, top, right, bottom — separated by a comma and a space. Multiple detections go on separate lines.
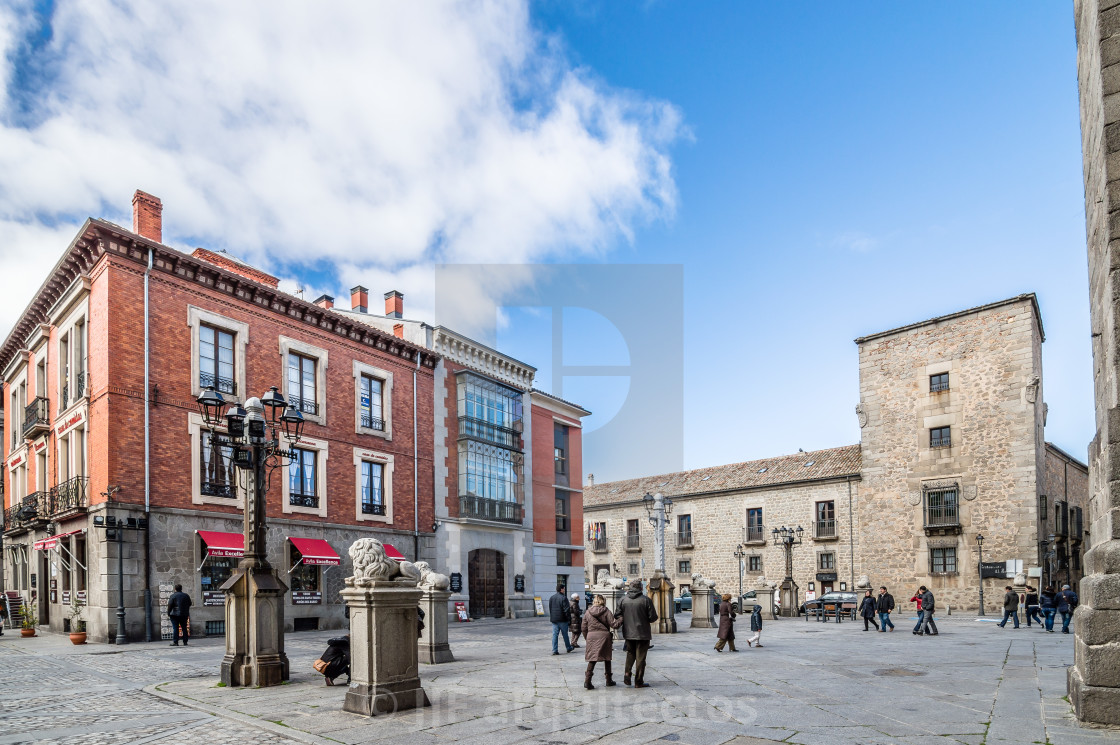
220, 564, 290, 688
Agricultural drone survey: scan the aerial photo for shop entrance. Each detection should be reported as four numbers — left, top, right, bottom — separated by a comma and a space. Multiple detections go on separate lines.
38, 550, 50, 625
468, 549, 505, 618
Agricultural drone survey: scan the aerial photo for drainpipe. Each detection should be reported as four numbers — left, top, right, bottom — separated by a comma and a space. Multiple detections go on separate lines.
413, 351, 420, 562
847, 476, 855, 591
143, 248, 153, 641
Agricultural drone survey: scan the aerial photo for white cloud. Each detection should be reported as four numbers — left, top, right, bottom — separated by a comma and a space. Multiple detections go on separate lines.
0, 0, 682, 334
829, 231, 879, 253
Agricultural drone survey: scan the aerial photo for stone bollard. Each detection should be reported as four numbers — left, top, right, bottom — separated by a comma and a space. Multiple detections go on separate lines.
690, 587, 717, 629
418, 588, 454, 664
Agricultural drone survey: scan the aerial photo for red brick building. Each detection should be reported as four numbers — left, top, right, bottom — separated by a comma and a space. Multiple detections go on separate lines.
1, 191, 438, 642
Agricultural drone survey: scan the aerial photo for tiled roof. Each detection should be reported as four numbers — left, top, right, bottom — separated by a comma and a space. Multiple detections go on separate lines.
584, 444, 862, 507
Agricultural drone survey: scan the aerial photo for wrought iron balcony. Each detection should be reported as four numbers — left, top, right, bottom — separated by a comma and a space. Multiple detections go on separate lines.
625, 534, 641, 551
743, 525, 766, 544
74, 370, 87, 399
814, 519, 837, 539
459, 494, 523, 524
23, 397, 50, 439
676, 531, 693, 548
289, 395, 319, 416
289, 493, 319, 508
362, 501, 386, 516
201, 481, 236, 499
5, 492, 49, 530
49, 476, 89, 514
60, 372, 89, 412
360, 413, 385, 431
200, 372, 236, 396
458, 416, 521, 449
590, 536, 609, 552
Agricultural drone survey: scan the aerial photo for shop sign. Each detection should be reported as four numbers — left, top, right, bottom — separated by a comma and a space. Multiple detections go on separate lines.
55, 408, 85, 438
533, 596, 545, 616
7, 453, 22, 469
50, 590, 57, 604
61, 590, 70, 606
449, 572, 463, 593
203, 591, 224, 607
33, 440, 47, 453
76, 591, 86, 605
816, 572, 838, 582
981, 561, 1021, 579
292, 591, 322, 605
514, 574, 525, 593
454, 601, 470, 622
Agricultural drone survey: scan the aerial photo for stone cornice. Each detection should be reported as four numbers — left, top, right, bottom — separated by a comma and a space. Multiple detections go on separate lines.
433, 326, 534, 390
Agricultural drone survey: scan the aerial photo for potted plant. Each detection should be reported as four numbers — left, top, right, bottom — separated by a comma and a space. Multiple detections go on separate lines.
20, 603, 35, 638
68, 596, 86, 645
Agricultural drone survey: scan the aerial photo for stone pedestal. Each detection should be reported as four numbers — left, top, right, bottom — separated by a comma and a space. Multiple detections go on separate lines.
649, 571, 677, 634
220, 565, 289, 688
778, 579, 799, 618
342, 582, 431, 716
418, 589, 454, 664
690, 587, 717, 629
599, 588, 626, 640
754, 587, 777, 619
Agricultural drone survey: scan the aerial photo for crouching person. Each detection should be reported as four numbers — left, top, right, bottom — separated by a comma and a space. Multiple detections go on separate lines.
315, 635, 350, 686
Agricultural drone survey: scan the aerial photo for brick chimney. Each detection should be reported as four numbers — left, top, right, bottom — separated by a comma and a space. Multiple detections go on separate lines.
132, 190, 162, 242
351, 285, 369, 313
587, 473, 594, 486
385, 290, 404, 319
313, 294, 334, 309
393, 323, 405, 339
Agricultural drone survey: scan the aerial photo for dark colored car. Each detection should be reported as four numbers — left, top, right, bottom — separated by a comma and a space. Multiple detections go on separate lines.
799, 591, 858, 616
674, 590, 757, 614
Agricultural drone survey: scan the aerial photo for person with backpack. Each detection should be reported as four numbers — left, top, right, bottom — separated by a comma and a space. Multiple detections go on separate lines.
1039, 586, 1058, 632
1057, 584, 1079, 634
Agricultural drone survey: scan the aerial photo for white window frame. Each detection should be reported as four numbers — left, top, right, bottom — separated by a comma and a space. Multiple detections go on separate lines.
352, 447, 394, 524
188, 413, 245, 509
352, 360, 393, 440
56, 304, 89, 415
282, 435, 329, 517
279, 336, 328, 426
188, 306, 249, 402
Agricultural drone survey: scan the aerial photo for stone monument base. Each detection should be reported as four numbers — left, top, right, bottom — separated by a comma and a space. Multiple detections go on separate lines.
419, 588, 454, 664
344, 682, 432, 717
690, 587, 717, 629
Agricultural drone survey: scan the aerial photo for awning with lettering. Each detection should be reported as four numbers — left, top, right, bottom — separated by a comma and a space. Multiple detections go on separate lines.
32, 528, 86, 551
197, 530, 244, 558
288, 537, 341, 566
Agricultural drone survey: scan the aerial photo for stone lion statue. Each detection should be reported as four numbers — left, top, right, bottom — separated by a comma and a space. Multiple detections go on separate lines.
594, 569, 625, 590
854, 574, 872, 590
691, 572, 717, 589
414, 561, 450, 591
1013, 570, 1028, 588
346, 538, 421, 587
754, 575, 777, 589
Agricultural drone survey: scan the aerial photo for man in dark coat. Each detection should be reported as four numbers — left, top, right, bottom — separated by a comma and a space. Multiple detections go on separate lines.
998, 586, 1020, 629
858, 590, 878, 631
714, 593, 737, 651
166, 583, 193, 646
1024, 587, 1041, 627
569, 594, 584, 649
619, 578, 658, 688
1040, 586, 1057, 632
1057, 584, 1079, 634
876, 586, 895, 632
916, 586, 938, 636
548, 584, 574, 655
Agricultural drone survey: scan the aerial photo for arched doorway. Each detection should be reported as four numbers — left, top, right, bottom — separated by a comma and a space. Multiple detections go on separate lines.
468, 549, 505, 618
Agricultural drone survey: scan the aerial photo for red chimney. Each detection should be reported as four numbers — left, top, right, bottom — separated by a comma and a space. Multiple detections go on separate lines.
393, 323, 404, 339
351, 285, 369, 313
385, 290, 404, 319
314, 294, 334, 309
132, 190, 162, 242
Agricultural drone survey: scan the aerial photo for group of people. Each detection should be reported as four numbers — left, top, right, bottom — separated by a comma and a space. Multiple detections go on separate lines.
713, 593, 763, 651
857, 585, 938, 635
999, 584, 1079, 633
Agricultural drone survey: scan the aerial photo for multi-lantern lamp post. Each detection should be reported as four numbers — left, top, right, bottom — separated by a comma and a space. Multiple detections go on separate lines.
195, 384, 305, 687
976, 533, 986, 616
771, 524, 803, 617
733, 543, 746, 610
641, 491, 677, 633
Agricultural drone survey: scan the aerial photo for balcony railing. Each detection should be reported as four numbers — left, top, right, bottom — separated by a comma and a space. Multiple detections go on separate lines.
289, 396, 319, 416
23, 397, 50, 439
744, 525, 765, 544
590, 536, 609, 552
74, 370, 87, 399
362, 501, 386, 516
201, 481, 236, 499
458, 416, 521, 449
48, 476, 89, 514
60, 371, 89, 412
289, 493, 319, 508
5, 492, 49, 530
459, 494, 523, 524
200, 372, 237, 396
814, 519, 837, 539
625, 534, 640, 551
677, 531, 693, 547
360, 413, 386, 431
923, 503, 959, 528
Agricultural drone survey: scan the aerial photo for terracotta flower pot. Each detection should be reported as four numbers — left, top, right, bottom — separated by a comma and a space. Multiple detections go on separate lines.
20, 628, 35, 638
69, 632, 87, 645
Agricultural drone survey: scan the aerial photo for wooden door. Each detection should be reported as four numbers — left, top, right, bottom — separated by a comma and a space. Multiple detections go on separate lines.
468, 549, 505, 618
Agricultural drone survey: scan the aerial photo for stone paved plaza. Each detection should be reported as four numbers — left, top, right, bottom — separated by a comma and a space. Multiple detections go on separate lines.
2, 613, 1119, 745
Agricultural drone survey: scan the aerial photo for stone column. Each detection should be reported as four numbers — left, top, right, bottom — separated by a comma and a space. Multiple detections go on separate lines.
601, 587, 626, 640
690, 587, 717, 629
418, 588, 454, 664
1071, 0, 1120, 725
342, 581, 431, 716
649, 570, 676, 634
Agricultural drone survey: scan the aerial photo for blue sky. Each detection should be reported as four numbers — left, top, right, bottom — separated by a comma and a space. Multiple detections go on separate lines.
0, 2, 1091, 482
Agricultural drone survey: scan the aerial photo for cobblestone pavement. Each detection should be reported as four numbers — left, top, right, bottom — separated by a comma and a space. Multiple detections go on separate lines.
4, 613, 1120, 745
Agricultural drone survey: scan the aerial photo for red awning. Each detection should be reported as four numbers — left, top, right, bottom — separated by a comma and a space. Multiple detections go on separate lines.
197, 530, 244, 557
288, 537, 341, 566
384, 543, 405, 561
32, 528, 86, 551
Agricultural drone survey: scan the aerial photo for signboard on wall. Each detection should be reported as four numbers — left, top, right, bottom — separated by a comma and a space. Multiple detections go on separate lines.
292, 591, 322, 605
202, 591, 224, 607
158, 583, 174, 640
449, 572, 463, 593
981, 560, 1022, 579
454, 601, 470, 622
514, 574, 525, 593
61, 591, 70, 606
533, 596, 545, 616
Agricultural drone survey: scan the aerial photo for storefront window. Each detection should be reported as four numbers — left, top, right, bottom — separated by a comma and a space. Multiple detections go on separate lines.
199, 535, 236, 599
74, 536, 87, 592
290, 544, 320, 592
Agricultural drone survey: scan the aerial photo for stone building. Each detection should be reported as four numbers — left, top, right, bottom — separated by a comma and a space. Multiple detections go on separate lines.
586, 294, 1089, 615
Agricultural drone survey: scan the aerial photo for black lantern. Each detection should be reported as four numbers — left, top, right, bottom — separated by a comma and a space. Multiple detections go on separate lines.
642, 492, 654, 514
976, 533, 984, 548
225, 403, 247, 439
795, 525, 804, 540
196, 386, 226, 427
261, 386, 287, 424
280, 403, 305, 443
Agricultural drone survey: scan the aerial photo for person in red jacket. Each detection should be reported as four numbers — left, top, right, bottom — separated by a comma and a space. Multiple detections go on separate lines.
909, 591, 923, 634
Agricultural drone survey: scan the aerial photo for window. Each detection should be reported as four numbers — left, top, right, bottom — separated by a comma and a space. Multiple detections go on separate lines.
290, 543, 320, 592
924, 487, 959, 527
678, 560, 691, 575
930, 547, 957, 574
557, 548, 572, 567
626, 518, 640, 550
200, 533, 236, 596
460, 440, 523, 503
554, 447, 566, 474
554, 422, 569, 487
819, 553, 835, 570
748, 555, 762, 572
557, 574, 569, 593
930, 373, 949, 393
555, 495, 570, 536
200, 435, 237, 499
746, 507, 764, 542
287, 352, 318, 415
628, 563, 639, 575
815, 501, 836, 538
930, 426, 951, 448
359, 374, 384, 431
289, 447, 317, 507
1040, 494, 1047, 519
360, 461, 385, 515
74, 535, 87, 592
200, 324, 236, 395
678, 514, 692, 546
457, 373, 523, 449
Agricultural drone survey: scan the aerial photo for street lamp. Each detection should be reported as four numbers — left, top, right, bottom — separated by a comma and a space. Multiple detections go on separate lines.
976, 533, 986, 616
770, 525, 803, 617
196, 385, 304, 687
641, 492, 676, 633
92, 495, 147, 645
733, 544, 746, 611
1045, 532, 1058, 589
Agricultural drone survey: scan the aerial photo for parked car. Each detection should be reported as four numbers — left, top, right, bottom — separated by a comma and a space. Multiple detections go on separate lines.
799, 591, 858, 617
674, 590, 757, 614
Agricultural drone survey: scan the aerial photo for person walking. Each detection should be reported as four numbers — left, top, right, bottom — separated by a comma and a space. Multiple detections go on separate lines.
1024, 587, 1042, 628
858, 590, 879, 631
619, 578, 658, 688
166, 583, 192, 646
714, 593, 738, 651
876, 586, 895, 632
998, 586, 1020, 629
1040, 585, 1057, 632
908, 589, 924, 634
581, 595, 623, 689
569, 593, 584, 649
916, 586, 938, 636
1057, 584, 1079, 634
548, 584, 574, 655
746, 604, 764, 647
315, 635, 350, 686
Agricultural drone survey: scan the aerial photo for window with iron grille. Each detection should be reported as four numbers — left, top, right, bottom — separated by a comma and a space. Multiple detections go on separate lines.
360, 461, 385, 515
746, 507, 764, 542
678, 560, 691, 575
924, 487, 959, 526
818, 552, 835, 570
359, 374, 384, 431
287, 352, 318, 415
930, 426, 951, 448
289, 447, 317, 507
557, 548, 572, 567
200, 324, 236, 395
678, 514, 692, 545
200, 435, 237, 498
815, 501, 836, 537
929, 373, 949, 393
930, 547, 957, 574
748, 555, 762, 572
